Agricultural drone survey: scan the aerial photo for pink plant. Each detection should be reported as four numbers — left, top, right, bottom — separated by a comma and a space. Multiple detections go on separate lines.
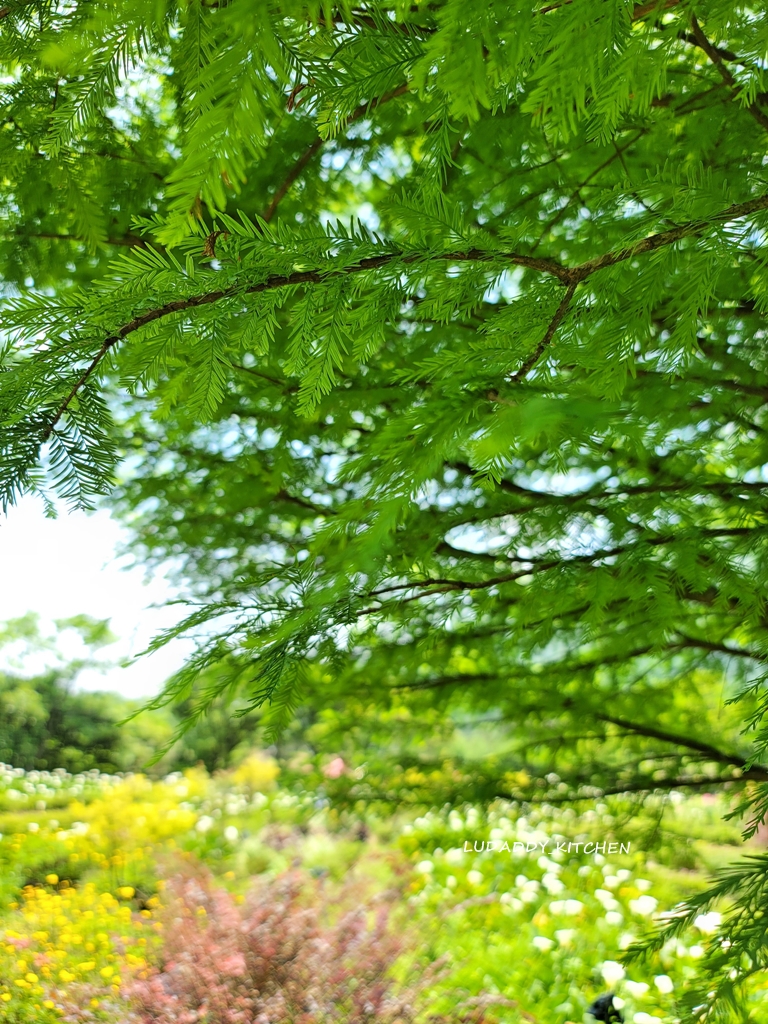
127, 870, 425, 1024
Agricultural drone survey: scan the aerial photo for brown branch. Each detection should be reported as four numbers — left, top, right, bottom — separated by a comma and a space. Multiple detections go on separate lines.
568, 191, 768, 282
262, 82, 410, 223
38, 189, 768, 440
499, 771, 764, 804
273, 488, 337, 517
597, 713, 754, 766
531, 133, 645, 253
630, 0, 679, 19
508, 282, 577, 382
539, 0, 678, 19
674, 633, 766, 664
390, 672, 500, 692
262, 139, 323, 224
368, 526, 759, 599
688, 15, 768, 134
12, 230, 149, 248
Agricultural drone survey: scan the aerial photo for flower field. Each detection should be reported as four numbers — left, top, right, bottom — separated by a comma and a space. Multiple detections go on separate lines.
0, 756, 763, 1023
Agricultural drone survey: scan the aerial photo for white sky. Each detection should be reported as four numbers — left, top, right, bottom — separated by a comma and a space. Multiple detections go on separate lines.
0, 495, 195, 698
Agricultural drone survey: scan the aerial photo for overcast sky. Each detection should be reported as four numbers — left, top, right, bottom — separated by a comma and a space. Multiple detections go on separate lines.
0, 495, 195, 697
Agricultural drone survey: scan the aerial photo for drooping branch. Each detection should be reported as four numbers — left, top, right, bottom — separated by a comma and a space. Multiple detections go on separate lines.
36, 189, 768, 443
596, 713, 754, 766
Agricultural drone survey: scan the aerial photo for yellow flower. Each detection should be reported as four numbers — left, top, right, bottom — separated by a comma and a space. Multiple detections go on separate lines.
58, 969, 75, 983
1, 993, 11, 1002
45, 874, 59, 885
43, 1000, 55, 1009
117, 886, 135, 899
25, 972, 38, 983
90, 999, 99, 1008
99, 965, 114, 979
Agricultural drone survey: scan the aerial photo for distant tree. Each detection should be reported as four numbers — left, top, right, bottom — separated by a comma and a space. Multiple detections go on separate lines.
2, 2, 768, 1016
0, 615, 257, 772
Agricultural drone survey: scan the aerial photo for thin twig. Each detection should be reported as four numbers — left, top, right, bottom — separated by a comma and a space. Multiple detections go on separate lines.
597, 713, 754, 766
508, 282, 577, 382
262, 82, 410, 222
540, 0, 678, 19
688, 15, 768, 133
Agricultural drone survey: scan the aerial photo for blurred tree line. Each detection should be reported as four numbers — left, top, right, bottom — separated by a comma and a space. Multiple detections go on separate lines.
0, 615, 262, 774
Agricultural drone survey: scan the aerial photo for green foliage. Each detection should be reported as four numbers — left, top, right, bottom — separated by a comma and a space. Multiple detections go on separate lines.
2, 0, 768, 1016
0, 616, 262, 773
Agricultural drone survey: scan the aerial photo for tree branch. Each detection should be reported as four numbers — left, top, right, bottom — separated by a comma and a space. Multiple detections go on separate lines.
262, 82, 410, 223
539, 0, 678, 20
368, 527, 759, 600
498, 770, 767, 804
569, 191, 768, 281
674, 633, 766, 664
596, 713, 753, 766
37, 189, 768, 441
688, 15, 768, 134
508, 282, 577, 382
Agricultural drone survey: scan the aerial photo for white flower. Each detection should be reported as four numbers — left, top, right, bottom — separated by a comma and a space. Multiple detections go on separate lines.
689, 944, 704, 958
633, 1013, 662, 1024
224, 825, 239, 842
605, 911, 624, 926
629, 895, 658, 916
563, 899, 584, 915
635, 878, 652, 891
554, 928, 575, 946
542, 873, 565, 894
27, 822, 39, 832
532, 936, 554, 951
415, 860, 434, 874
601, 960, 625, 985
446, 875, 457, 888
694, 912, 721, 934
603, 874, 620, 889
616, 869, 631, 881
466, 870, 483, 886
501, 895, 523, 912
538, 855, 560, 872
625, 981, 649, 998
195, 815, 214, 833
595, 888, 620, 911
654, 974, 674, 994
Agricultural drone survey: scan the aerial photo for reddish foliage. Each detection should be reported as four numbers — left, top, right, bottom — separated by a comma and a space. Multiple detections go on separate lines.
128, 871, 424, 1024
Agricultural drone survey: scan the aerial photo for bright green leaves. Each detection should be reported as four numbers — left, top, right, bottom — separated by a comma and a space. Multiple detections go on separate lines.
161, 2, 288, 240
5, 23, 768, 1018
